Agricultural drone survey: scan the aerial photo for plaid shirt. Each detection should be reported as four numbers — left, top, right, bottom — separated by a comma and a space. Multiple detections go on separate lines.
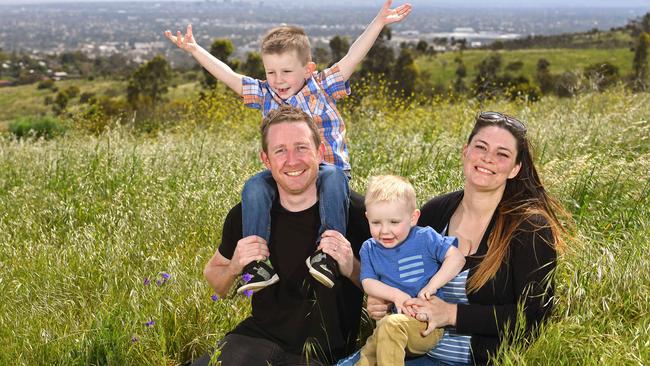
242, 64, 351, 171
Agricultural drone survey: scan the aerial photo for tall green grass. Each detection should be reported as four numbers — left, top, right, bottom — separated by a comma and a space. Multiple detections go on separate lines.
1, 88, 649, 365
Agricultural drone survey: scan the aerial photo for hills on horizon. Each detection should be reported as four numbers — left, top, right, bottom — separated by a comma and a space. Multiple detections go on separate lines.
0, 0, 649, 7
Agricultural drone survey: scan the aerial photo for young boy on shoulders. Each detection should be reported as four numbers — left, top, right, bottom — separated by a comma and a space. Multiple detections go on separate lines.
356, 175, 465, 366
165, 1, 412, 293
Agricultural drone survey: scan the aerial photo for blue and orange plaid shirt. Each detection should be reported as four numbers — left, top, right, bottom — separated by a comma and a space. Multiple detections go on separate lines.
241, 63, 351, 171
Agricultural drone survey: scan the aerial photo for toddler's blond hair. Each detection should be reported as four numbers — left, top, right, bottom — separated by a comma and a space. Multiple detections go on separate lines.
365, 175, 417, 212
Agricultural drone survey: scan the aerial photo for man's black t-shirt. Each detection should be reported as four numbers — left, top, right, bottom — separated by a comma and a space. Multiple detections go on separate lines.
218, 192, 369, 363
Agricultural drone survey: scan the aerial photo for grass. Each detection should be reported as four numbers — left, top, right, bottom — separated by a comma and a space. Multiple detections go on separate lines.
0, 87, 649, 365
0, 77, 198, 130
416, 48, 635, 87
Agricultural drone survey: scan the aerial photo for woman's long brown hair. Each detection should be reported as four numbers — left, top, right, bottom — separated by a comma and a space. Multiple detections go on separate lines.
465, 115, 570, 293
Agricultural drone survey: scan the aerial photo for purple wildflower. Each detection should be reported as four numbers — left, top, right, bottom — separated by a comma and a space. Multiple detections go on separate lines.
242, 273, 253, 283
243, 289, 254, 298
131, 335, 139, 343
145, 319, 155, 327
143, 278, 150, 286
160, 272, 170, 280
155, 279, 162, 286
211, 294, 219, 302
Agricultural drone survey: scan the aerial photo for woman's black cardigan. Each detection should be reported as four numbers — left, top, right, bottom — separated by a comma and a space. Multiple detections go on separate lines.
418, 190, 557, 365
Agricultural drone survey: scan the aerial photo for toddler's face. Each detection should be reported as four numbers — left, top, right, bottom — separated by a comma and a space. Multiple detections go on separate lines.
366, 200, 418, 248
262, 51, 311, 100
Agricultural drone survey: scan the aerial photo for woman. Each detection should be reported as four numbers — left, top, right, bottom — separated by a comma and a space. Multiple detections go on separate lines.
339, 111, 568, 365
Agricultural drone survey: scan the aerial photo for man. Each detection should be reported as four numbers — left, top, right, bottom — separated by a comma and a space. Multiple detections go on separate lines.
197, 105, 369, 365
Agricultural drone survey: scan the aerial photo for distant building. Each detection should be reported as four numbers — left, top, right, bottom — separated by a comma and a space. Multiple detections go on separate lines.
52, 71, 68, 80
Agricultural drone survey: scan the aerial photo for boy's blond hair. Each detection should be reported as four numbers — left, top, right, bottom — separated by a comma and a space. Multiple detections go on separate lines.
261, 25, 312, 65
365, 175, 417, 212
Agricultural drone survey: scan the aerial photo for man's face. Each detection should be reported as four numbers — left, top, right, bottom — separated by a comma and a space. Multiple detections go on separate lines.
262, 51, 313, 100
261, 121, 323, 199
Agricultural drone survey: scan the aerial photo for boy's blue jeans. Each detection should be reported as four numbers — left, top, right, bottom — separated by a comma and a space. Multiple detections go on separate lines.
242, 163, 350, 243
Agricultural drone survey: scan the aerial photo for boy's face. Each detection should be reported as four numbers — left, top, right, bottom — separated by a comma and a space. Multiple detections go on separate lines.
262, 51, 315, 100
365, 200, 420, 248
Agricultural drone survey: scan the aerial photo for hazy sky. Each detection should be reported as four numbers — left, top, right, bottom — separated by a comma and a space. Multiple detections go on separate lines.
0, 0, 648, 6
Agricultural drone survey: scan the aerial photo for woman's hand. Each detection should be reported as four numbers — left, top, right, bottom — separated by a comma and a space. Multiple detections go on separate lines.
404, 296, 457, 336
366, 295, 390, 321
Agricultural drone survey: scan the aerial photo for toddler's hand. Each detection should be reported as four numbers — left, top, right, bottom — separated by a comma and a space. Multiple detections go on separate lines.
418, 286, 437, 300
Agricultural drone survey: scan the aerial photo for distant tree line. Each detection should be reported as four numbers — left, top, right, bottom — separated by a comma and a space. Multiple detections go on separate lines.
0, 48, 136, 86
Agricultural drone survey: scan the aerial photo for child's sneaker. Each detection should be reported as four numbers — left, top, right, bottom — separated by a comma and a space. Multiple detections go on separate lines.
237, 260, 279, 294
305, 249, 339, 288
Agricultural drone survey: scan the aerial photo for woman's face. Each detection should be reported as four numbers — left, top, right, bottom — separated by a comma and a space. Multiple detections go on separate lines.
463, 125, 522, 192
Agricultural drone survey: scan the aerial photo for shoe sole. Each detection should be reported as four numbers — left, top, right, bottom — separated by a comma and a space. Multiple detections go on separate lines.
305, 258, 335, 288
236, 274, 279, 294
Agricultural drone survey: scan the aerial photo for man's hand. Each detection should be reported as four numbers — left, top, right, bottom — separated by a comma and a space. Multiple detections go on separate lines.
164, 24, 198, 54
376, 0, 412, 26
229, 235, 270, 275
367, 295, 390, 320
318, 230, 355, 278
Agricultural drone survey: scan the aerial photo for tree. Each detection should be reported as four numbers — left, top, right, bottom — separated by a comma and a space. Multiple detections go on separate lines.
415, 39, 429, 55
473, 53, 502, 99
126, 55, 172, 108
329, 36, 349, 66
632, 32, 650, 91
453, 56, 468, 94
392, 47, 418, 97
203, 39, 238, 89
53, 90, 70, 115
535, 58, 555, 95
313, 46, 330, 68
359, 28, 394, 80
241, 51, 265, 80
584, 62, 619, 91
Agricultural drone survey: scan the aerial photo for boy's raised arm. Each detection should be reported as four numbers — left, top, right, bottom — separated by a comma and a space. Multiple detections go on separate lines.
336, 0, 412, 81
164, 24, 245, 96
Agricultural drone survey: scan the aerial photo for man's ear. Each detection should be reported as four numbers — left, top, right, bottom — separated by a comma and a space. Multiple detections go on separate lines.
260, 150, 271, 169
305, 61, 316, 77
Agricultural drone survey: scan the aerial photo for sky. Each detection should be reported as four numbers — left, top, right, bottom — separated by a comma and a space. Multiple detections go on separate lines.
0, 0, 648, 6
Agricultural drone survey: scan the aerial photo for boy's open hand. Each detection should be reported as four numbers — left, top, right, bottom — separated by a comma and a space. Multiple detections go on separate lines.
377, 0, 412, 25
164, 24, 198, 53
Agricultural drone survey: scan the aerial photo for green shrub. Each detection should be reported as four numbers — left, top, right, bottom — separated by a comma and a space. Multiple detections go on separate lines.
37, 78, 55, 90
8, 116, 66, 139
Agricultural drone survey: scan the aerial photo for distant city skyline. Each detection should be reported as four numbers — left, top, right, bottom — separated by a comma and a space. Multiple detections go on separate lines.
0, 0, 649, 7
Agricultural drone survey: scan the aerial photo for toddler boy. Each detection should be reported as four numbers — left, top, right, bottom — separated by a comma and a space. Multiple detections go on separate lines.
357, 175, 465, 366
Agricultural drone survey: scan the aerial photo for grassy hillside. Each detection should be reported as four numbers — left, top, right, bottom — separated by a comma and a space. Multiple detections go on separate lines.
416, 48, 634, 87
1, 87, 649, 365
495, 29, 634, 50
0, 77, 200, 129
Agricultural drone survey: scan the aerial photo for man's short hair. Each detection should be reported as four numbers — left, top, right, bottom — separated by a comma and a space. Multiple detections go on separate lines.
260, 105, 321, 153
365, 175, 417, 212
261, 25, 312, 65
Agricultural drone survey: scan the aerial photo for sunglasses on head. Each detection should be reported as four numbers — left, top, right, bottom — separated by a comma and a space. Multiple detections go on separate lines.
477, 111, 527, 134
